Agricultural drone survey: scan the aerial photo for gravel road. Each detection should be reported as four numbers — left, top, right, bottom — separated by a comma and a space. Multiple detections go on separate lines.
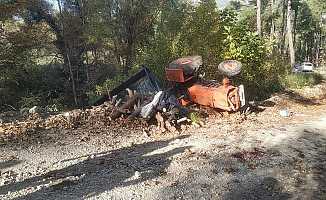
0, 103, 326, 199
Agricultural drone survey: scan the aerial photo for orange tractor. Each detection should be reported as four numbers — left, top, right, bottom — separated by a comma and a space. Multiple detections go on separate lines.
166, 56, 245, 112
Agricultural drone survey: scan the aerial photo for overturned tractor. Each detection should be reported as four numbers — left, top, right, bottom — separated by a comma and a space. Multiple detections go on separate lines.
166, 56, 245, 112
94, 56, 245, 129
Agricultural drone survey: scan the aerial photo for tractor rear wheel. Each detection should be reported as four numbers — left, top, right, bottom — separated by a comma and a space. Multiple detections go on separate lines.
218, 60, 242, 77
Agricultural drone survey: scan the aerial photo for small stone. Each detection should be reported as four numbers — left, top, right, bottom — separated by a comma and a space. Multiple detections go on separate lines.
134, 171, 141, 179
15, 176, 21, 182
279, 109, 290, 117
181, 124, 187, 131
29, 106, 40, 114
80, 174, 86, 179
63, 112, 70, 118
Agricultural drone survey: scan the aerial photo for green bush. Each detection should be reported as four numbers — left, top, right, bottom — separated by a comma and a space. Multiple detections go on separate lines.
95, 74, 126, 95
18, 95, 41, 109
0, 63, 69, 111
86, 91, 103, 106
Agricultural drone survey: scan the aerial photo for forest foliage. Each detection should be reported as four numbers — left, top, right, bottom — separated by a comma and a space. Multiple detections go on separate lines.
0, 0, 325, 111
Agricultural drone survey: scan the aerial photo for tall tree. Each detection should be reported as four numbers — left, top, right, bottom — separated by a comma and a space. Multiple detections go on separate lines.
256, 0, 262, 35
100, 0, 163, 73
56, 0, 78, 106
270, 0, 275, 37
286, 0, 295, 66
26, 0, 88, 105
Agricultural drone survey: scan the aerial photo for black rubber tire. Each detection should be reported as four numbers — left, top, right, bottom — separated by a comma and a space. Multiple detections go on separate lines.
218, 60, 242, 77
168, 56, 202, 76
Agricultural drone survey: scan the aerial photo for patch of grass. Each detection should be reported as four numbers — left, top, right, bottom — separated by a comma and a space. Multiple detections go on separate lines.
282, 73, 323, 89
189, 112, 201, 124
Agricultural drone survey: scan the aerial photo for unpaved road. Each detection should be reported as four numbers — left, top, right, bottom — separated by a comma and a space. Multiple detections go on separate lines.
0, 103, 325, 200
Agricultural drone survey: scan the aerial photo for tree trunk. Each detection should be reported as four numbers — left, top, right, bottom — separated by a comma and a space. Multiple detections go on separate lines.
257, 0, 262, 36
124, 45, 133, 74
293, 8, 298, 53
270, 0, 275, 38
298, 38, 301, 59
316, 32, 321, 67
304, 42, 307, 61
66, 52, 78, 106
57, 0, 78, 106
286, 0, 295, 67
280, 0, 287, 54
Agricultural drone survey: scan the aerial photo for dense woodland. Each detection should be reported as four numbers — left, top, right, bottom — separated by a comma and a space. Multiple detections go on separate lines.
0, 0, 325, 111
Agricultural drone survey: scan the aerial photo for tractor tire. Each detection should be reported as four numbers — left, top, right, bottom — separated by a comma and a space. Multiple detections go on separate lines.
168, 56, 202, 76
218, 60, 242, 77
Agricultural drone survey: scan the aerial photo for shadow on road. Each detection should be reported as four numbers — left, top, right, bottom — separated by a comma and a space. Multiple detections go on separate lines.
0, 160, 21, 170
297, 129, 326, 199
156, 125, 326, 199
223, 176, 291, 200
282, 90, 321, 105
0, 135, 191, 199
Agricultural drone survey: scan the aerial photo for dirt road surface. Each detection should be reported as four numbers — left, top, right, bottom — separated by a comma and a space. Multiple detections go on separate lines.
0, 87, 326, 199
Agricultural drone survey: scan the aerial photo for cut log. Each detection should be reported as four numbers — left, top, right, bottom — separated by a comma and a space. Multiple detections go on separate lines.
126, 88, 134, 98
127, 107, 142, 120
165, 120, 177, 132
155, 112, 166, 132
115, 98, 122, 107
111, 95, 118, 105
110, 94, 141, 120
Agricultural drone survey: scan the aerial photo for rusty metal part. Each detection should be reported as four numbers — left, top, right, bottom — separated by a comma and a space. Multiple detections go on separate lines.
165, 68, 194, 83
187, 84, 240, 111
222, 77, 231, 87
168, 56, 202, 76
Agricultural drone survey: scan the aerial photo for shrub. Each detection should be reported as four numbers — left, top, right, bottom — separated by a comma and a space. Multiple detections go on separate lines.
18, 95, 41, 109
95, 73, 129, 95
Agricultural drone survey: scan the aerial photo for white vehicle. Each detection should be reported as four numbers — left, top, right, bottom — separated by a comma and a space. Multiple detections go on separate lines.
301, 62, 314, 72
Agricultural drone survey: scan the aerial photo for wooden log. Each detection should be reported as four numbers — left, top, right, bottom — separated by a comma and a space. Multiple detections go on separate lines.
126, 88, 134, 98
155, 112, 166, 132
127, 107, 142, 121
165, 120, 177, 132
110, 94, 141, 120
